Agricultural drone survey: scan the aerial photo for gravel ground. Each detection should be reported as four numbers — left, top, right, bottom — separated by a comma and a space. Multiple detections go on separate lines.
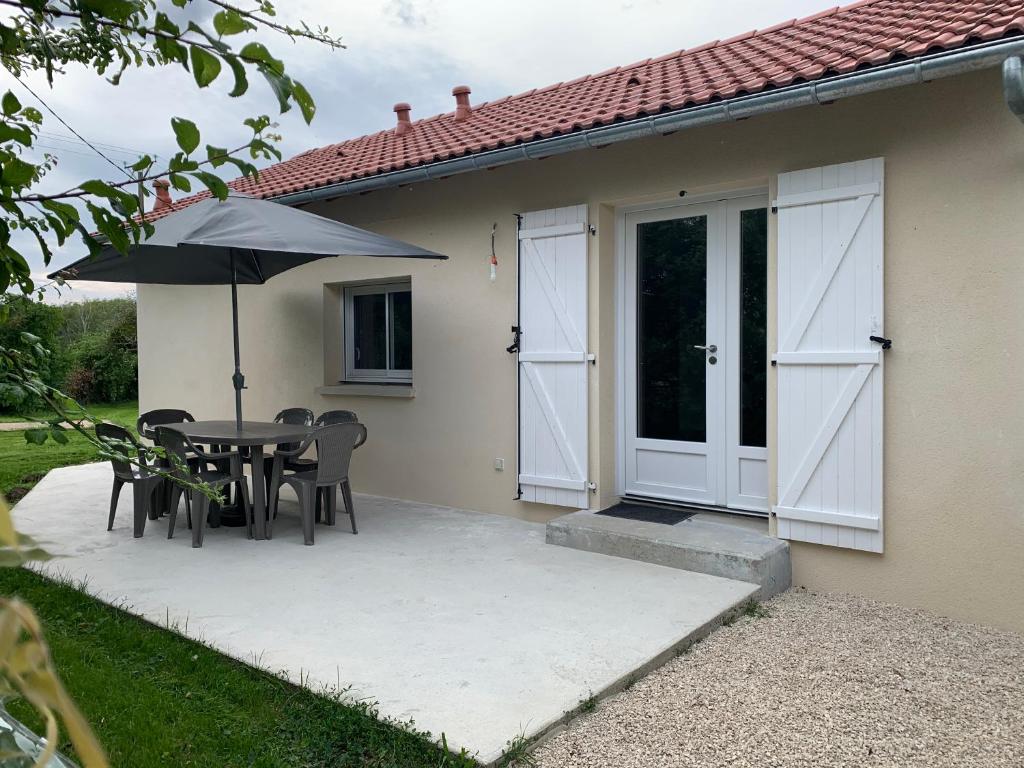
534, 588, 1024, 768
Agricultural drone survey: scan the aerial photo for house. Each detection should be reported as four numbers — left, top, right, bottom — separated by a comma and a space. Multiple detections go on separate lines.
134, 0, 1024, 631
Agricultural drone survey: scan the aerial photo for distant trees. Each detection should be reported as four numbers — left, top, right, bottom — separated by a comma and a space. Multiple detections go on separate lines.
0, 295, 137, 412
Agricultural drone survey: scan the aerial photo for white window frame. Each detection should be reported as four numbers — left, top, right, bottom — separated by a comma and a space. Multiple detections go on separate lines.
343, 280, 412, 383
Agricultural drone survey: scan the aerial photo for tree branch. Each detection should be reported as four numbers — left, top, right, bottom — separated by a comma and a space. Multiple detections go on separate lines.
9, 141, 257, 204
205, 0, 345, 49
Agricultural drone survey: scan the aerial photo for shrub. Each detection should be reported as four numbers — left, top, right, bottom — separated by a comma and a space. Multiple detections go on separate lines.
62, 309, 137, 404
0, 296, 138, 414
92, 309, 138, 402
64, 367, 97, 403
0, 296, 67, 412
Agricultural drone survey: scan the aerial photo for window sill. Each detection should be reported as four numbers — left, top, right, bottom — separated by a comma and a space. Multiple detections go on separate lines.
316, 383, 415, 399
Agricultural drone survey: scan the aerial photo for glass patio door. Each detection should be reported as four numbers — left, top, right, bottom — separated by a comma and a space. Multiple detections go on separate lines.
623, 196, 768, 511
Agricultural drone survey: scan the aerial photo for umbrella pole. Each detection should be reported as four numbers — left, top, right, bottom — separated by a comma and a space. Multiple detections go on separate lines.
230, 250, 244, 430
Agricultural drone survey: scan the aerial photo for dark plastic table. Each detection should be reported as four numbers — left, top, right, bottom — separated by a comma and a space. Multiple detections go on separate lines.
155, 420, 313, 540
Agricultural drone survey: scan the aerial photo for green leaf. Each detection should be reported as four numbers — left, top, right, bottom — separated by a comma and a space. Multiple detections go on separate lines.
205, 145, 228, 168
170, 117, 200, 155
77, 181, 139, 216
24, 428, 47, 446
222, 54, 248, 98
244, 115, 271, 133
49, 425, 68, 445
47, 216, 70, 246
248, 139, 281, 163
239, 42, 284, 74
168, 153, 199, 173
185, 21, 229, 54
291, 80, 316, 124
129, 154, 154, 172
79, 179, 115, 197
154, 13, 188, 66
261, 70, 292, 115
0, 122, 32, 146
189, 45, 222, 88
79, 0, 136, 24
168, 173, 191, 193
41, 198, 80, 223
86, 202, 130, 254
213, 10, 252, 36
188, 171, 229, 200
81, 231, 104, 259
1, 157, 35, 187
222, 156, 257, 178
1, 91, 20, 116
0, 384, 26, 403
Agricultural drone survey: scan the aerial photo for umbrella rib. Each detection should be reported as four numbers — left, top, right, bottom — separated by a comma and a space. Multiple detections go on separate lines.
249, 248, 265, 284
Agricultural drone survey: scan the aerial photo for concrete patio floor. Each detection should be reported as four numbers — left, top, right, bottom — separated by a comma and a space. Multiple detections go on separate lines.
13, 462, 758, 764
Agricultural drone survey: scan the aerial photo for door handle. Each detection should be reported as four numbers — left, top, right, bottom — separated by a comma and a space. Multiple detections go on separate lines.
693, 344, 717, 353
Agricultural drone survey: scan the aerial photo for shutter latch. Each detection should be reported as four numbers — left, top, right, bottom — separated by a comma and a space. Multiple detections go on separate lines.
869, 335, 892, 350
506, 325, 521, 354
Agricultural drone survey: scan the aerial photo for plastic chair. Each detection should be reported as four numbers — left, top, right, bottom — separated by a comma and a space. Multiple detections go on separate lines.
268, 410, 363, 516
316, 410, 365, 444
157, 426, 252, 548
256, 407, 314, 499
268, 422, 366, 544
96, 422, 164, 538
137, 409, 205, 517
136, 408, 195, 440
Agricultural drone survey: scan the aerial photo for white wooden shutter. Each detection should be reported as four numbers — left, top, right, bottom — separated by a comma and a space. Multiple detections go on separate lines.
517, 204, 589, 508
774, 158, 884, 552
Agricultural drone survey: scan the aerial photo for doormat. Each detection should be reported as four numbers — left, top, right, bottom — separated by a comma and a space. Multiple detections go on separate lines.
595, 502, 695, 525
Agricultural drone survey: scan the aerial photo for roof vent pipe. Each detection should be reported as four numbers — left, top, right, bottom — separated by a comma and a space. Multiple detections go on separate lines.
1003, 57, 1024, 123
153, 179, 173, 211
453, 85, 472, 121
394, 102, 413, 135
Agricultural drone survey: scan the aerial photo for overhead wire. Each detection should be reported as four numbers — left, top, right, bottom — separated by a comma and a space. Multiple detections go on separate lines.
11, 74, 136, 180
36, 130, 150, 157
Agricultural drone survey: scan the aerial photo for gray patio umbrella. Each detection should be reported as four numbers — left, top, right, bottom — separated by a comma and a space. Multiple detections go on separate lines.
49, 192, 445, 428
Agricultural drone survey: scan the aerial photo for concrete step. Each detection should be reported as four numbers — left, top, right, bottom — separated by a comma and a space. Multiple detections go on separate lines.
546, 509, 791, 599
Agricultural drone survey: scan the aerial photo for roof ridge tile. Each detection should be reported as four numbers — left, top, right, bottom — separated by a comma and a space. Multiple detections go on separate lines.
719, 29, 758, 45
686, 39, 721, 54
756, 18, 798, 35
799, 6, 842, 24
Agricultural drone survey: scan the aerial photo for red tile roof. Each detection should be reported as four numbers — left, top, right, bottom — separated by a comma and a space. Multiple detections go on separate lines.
155, 0, 1024, 216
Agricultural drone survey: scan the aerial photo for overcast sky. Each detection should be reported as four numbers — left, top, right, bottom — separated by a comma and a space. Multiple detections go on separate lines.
3, 0, 840, 302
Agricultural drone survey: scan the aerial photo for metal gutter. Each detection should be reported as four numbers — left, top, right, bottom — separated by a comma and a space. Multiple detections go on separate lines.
274, 36, 1024, 206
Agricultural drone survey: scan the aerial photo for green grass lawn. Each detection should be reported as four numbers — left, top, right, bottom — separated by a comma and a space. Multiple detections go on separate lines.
0, 569, 476, 768
0, 401, 138, 500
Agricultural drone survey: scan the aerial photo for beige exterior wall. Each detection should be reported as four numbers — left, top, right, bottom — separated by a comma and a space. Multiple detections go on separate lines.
138, 68, 1024, 630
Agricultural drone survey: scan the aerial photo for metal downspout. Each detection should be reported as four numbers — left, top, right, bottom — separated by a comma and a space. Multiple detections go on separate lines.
1003, 56, 1024, 122
273, 36, 1024, 206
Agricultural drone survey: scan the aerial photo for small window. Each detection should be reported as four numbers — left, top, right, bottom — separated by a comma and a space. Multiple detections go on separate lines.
343, 281, 412, 382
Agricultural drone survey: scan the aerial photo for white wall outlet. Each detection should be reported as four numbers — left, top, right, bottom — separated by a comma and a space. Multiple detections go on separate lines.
494, 458, 504, 471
